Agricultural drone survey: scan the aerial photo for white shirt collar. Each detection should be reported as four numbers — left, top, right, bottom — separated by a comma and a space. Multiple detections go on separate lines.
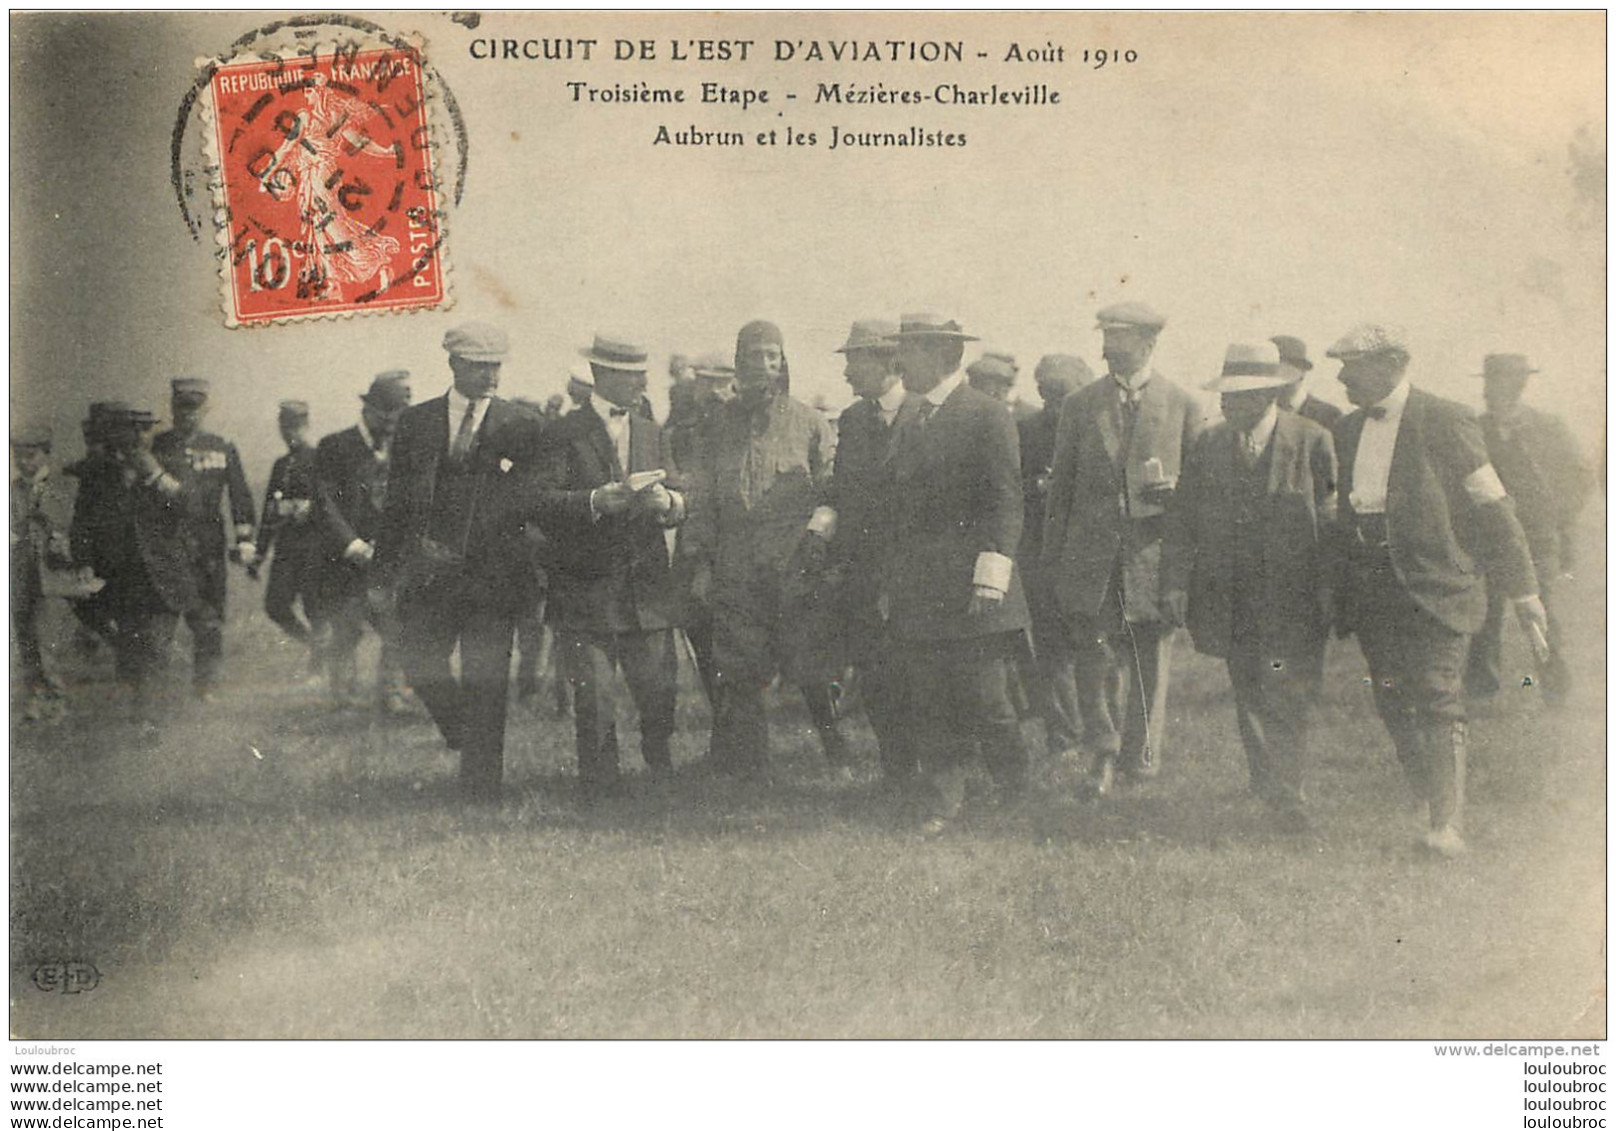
876, 382, 907, 418
356, 415, 378, 451
1244, 402, 1279, 451
923, 369, 964, 407
1110, 368, 1154, 396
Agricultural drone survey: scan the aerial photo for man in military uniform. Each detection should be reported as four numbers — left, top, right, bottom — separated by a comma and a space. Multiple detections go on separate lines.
1328, 324, 1545, 856
1017, 353, 1093, 761
152, 377, 256, 699
1042, 302, 1204, 796
1273, 335, 1343, 431
825, 319, 916, 784
684, 320, 845, 778
11, 420, 74, 720
252, 401, 324, 677
1463, 353, 1589, 705
68, 403, 198, 739
315, 372, 411, 710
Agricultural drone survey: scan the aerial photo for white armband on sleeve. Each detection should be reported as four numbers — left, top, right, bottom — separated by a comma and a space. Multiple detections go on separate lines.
146, 470, 181, 497
1463, 463, 1509, 506
972, 551, 1014, 594
807, 506, 837, 538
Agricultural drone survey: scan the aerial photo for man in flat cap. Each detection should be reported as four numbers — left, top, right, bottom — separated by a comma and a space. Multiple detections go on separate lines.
68, 404, 199, 739
11, 420, 74, 720
966, 351, 1020, 406
151, 377, 256, 700
682, 320, 846, 778
252, 401, 325, 680
316, 372, 412, 711
1272, 335, 1343, 432
1043, 302, 1204, 796
1327, 324, 1546, 856
1462, 353, 1588, 706
378, 322, 541, 802
1017, 353, 1094, 764
822, 319, 917, 784
525, 334, 688, 801
873, 313, 1031, 833
1161, 343, 1338, 830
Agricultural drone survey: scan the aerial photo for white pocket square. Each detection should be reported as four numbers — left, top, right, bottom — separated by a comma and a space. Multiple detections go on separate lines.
499, 457, 514, 473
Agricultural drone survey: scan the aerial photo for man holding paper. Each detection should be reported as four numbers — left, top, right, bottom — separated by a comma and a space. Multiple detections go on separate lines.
528, 334, 687, 802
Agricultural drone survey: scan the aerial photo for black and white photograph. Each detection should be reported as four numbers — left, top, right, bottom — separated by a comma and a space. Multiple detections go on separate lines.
7, 8, 1607, 1122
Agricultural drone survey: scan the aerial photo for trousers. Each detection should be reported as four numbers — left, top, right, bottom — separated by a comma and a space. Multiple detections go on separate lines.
558, 628, 677, 787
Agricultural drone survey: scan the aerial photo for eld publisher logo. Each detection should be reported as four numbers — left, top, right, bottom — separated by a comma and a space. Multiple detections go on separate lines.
31, 963, 101, 995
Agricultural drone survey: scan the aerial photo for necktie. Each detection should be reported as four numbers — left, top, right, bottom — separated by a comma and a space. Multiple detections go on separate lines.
609, 406, 633, 418
450, 401, 478, 461
1364, 405, 1388, 421
916, 400, 938, 427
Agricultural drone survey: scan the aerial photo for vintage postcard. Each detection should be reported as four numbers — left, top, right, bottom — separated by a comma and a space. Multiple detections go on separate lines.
7, 8, 1606, 1121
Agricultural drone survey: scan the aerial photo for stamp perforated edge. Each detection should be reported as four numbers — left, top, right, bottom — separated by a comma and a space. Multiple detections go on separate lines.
196, 31, 455, 329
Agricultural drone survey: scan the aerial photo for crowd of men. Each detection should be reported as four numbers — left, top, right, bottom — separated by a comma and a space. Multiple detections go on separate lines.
10, 306, 1592, 855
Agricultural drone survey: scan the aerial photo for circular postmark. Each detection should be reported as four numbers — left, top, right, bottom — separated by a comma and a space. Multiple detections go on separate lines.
173, 15, 470, 326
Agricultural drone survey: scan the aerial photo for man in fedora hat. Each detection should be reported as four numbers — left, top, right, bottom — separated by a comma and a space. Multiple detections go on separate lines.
252, 400, 325, 679
69, 403, 199, 738
152, 377, 256, 700
1017, 353, 1094, 764
1272, 335, 1343, 432
1161, 343, 1338, 830
10, 419, 74, 720
682, 320, 846, 778
1042, 301, 1204, 796
1327, 324, 1545, 856
525, 333, 688, 801
1462, 353, 1588, 705
315, 371, 413, 710
823, 318, 916, 784
378, 323, 541, 801
874, 313, 1031, 832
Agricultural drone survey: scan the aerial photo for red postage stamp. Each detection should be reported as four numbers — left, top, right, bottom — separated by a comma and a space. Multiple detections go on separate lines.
202, 42, 449, 326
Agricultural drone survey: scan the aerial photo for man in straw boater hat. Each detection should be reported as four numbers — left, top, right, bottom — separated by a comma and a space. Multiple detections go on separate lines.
314, 371, 413, 711
820, 318, 917, 785
1326, 323, 1546, 856
526, 333, 688, 803
378, 321, 541, 803
67, 402, 200, 740
250, 400, 325, 681
151, 376, 257, 701
1161, 342, 1338, 832
1462, 352, 1588, 706
1042, 301, 1204, 797
681, 320, 847, 779
875, 313, 1032, 834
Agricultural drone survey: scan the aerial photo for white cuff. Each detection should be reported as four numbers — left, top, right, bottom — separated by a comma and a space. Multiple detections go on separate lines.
1512, 592, 1541, 606
1463, 463, 1508, 506
807, 506, 838, 537
972, 551, 1014, 593
235, 522, 256, 540
147, 471, 181, 497
345, 538, 370, 559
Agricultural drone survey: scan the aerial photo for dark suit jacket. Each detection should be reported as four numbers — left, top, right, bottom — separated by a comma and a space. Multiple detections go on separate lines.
1334, 386, 1538, 635
877, 379, 1029, 643
527, 404, 685, 634
1480, 403, 1588, 575
316, 426, 390, 553
1016, 404, 1061, 568
1042, 371, 1204, 621
1162, 411, 1336, 660
69, 456, 198, 613
377, 394, 540, 607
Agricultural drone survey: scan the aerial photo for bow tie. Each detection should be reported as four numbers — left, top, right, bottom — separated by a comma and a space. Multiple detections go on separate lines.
608, 406, 634, 418
1364, 405, 1389, 421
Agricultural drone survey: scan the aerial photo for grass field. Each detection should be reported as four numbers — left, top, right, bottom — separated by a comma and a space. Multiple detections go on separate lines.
9, 524, 1605, 1039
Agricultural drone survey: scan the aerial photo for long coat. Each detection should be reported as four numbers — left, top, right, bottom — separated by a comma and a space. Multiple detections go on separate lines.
876, 379, 1029, 643
527, 403, 685, 635
1162, 410, 1337, 660
1041, 372, 1204, 623
828, 395, 896, 634
1334, 386, 1538, 636
377, 394, 540, 608
68, 455, 198, 613
1479, 403, 1589, 576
